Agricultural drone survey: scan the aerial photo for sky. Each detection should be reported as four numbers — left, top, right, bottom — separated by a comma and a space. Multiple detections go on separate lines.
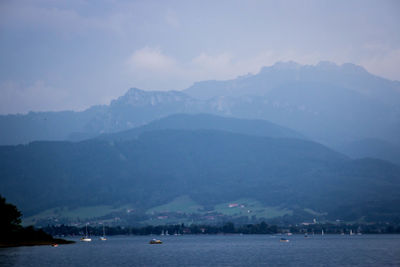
0, 0, 399, 114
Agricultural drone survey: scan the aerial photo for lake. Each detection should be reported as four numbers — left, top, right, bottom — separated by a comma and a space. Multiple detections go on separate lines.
1, 235, 400, 266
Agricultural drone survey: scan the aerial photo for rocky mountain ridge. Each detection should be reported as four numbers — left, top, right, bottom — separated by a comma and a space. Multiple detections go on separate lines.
0, 61, 399, 163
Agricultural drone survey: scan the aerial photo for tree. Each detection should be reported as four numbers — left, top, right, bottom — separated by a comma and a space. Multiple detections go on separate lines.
222, 222, 235, 233
259, 221, 269, 234
0, 195, 22, 236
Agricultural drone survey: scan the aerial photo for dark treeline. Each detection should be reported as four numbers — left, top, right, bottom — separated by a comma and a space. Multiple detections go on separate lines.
43, 222, 276, 236
43, 221, 400, 237
1, 195, 52, 244
0, 195, 73, 247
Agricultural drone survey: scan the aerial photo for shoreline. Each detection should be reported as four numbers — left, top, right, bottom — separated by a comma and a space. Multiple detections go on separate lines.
0, 239, 75, 248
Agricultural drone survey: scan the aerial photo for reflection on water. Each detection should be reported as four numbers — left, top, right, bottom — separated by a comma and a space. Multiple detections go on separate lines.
1, 235, 400, 267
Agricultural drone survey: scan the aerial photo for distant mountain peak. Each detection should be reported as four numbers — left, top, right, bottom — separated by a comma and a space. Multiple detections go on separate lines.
258, 61, 368, 75
259, 60, 368, 74
340, 63, 368, 74
260, 61, 301, 73
315, 61, 368, 74
316, 61, 338, 69
125, 87, 145, 95
273, 61, 301, 69
111, 87, 191, 107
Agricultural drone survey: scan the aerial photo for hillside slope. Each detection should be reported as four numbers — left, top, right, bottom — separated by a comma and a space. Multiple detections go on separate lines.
1, 128, 399, 224
98, 113, 306, 142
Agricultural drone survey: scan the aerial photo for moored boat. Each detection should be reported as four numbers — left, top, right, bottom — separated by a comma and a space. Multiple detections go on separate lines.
100, 224, 107, 241
81, 223, 92, 242
149, 239, 163, 244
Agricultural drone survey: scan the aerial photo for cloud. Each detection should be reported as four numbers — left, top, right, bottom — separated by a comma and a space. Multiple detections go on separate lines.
124, 47, 331, 91
127, 46, 177, 73
191, 52, 234, 77
0, 1, 127, 36
0, 81, 71, 114
126, 47, 239, 84
190, 50, 325, 81
359, 44, 400, 81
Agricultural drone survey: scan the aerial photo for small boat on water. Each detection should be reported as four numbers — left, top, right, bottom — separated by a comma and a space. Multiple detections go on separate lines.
81, 223, 92, 242
280, 238, 289, 242
51, 243, 58, 247
149, 239, 163, 244
100, 224, 107, 241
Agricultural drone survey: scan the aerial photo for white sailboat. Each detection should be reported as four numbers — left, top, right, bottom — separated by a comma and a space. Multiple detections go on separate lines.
100, 224, 107, 241
81, 223, 92, 242
321, 229, 324, 235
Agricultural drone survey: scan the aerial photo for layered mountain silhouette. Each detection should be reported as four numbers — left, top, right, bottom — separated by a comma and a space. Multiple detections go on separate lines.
184, 61, 400, 148
97, 113, 305, 142
1, 114, 399, 224
0, 61, 399, 164
1, 62, 400, 224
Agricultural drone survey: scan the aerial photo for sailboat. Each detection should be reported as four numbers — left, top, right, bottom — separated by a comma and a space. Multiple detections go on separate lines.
321, 229, 324, 236
100, 224, 107, 241
81, 223, 92, 242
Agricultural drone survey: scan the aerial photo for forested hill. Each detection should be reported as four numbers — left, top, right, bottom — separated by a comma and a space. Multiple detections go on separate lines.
97, 113, 305, 142
1, 127, 399, 223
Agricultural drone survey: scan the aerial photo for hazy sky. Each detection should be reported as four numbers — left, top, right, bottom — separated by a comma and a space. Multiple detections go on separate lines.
0, 0, 399, 114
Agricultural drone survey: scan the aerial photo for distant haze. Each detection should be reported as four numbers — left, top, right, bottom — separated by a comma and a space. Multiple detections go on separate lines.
0, 0, 399, 114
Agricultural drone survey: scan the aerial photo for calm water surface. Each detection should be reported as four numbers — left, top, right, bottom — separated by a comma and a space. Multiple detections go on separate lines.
1, 235, 400, 266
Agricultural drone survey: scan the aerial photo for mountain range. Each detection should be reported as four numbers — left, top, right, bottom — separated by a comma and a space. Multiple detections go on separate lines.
1, 62, 400, 225
1, 61, 399, 165
1, 114, 399, 226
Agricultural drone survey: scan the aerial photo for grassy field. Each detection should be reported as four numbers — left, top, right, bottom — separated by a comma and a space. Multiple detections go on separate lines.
213, 198, 292, 219
146, 196, 292, 221
146, 195, 204, 214
23, 205, 131, 226
24, 197, 293, 226
303, 208, 328, 216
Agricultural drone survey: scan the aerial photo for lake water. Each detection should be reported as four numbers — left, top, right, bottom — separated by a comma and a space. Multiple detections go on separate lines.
1, 235, 400, 266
